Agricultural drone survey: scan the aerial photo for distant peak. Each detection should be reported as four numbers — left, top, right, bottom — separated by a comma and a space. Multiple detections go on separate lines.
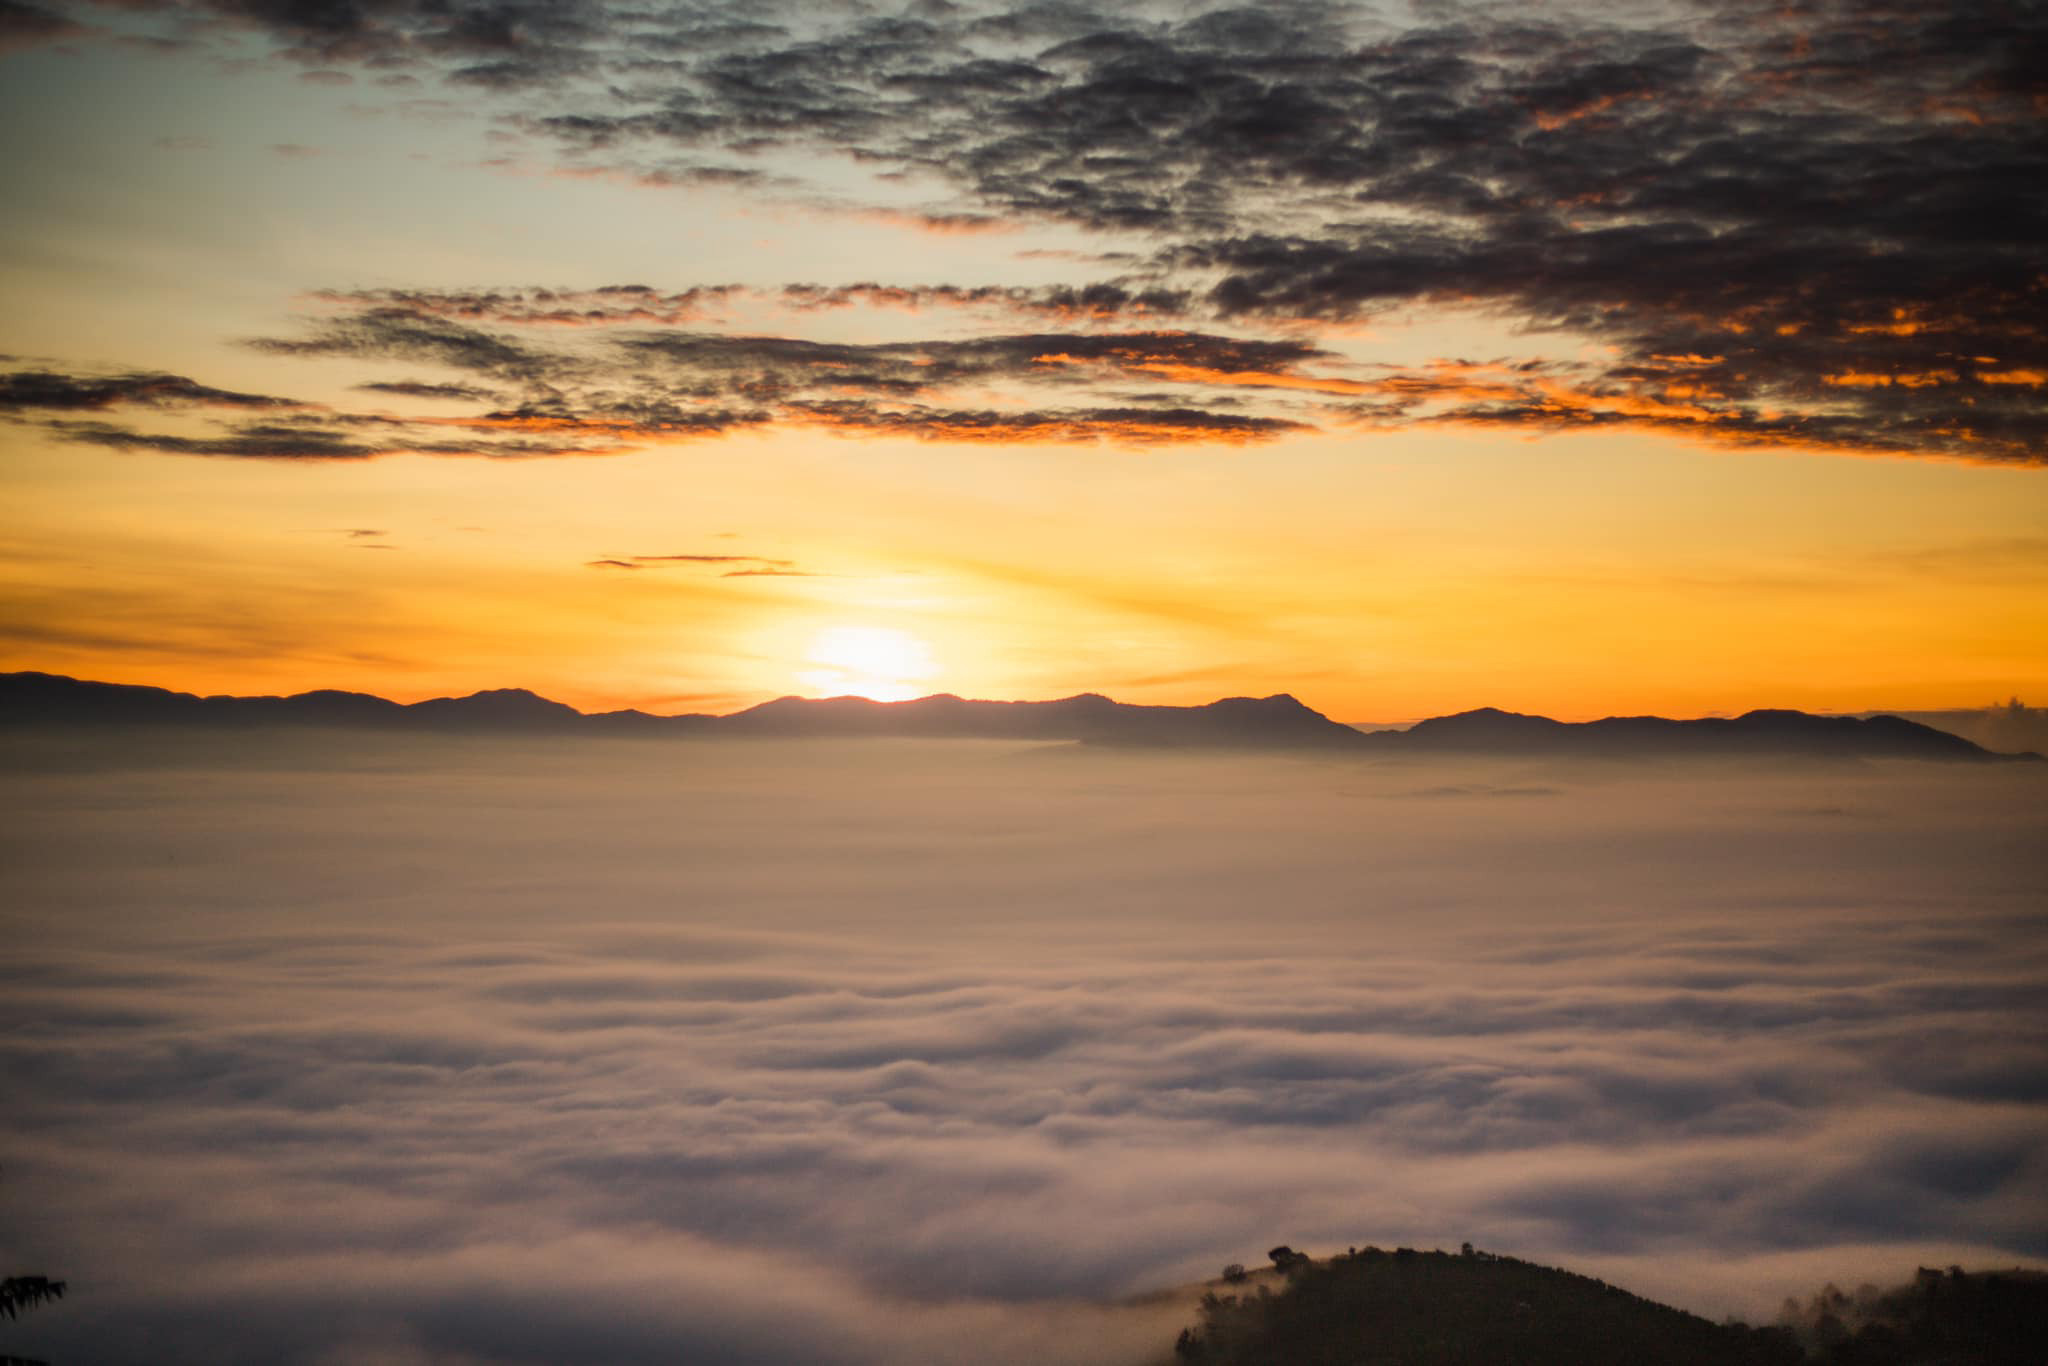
406, 688, 581, 720
1204, 692, 1307, 708
743, 695, 809, 709
1414, 707, 1559, 726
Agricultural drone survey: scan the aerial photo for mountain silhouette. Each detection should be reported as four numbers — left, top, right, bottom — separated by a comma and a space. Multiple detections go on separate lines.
1375, 706, 2010, 761
717, 690, 1363, 748
1168, 1246, 2048, 1366
0, 671, 2033, 760
1174, 1246, 1802, 1366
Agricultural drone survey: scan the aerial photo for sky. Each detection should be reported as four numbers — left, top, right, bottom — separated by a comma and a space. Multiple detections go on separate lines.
1, 0, 2044, 718
4, 732, 2045, 1364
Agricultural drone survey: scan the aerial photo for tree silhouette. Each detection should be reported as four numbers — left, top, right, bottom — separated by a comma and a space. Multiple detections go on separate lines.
0, 1279, 63, 1321
1, 1275, 65, 1366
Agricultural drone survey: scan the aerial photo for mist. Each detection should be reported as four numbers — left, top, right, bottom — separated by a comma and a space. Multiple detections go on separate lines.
3, 730, 2044, 1364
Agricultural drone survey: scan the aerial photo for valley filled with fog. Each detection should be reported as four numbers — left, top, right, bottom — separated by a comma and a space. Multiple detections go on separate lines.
4, 731, 2044, 1365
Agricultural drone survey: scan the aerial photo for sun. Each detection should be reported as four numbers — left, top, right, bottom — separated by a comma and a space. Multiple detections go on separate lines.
796, 625, 939, 702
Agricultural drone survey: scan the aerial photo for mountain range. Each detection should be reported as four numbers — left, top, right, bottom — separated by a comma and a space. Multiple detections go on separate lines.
0, 671, 2034, 761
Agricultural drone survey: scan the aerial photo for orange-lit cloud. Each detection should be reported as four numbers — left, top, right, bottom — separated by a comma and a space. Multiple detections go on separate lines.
785, 401, 1309, 446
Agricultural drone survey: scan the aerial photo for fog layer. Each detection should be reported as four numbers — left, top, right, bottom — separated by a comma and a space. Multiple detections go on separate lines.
3, 733, 2044, 1364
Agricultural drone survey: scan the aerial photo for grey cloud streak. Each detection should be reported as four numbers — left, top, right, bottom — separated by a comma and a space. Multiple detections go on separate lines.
0, 367, 301, 412
587, 553, 803, 574
0, 315, 1335, 459
2, 734, 2044, 1363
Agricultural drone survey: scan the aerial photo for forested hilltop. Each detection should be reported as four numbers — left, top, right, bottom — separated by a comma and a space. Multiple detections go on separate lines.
1168, 1246, 2047, 1365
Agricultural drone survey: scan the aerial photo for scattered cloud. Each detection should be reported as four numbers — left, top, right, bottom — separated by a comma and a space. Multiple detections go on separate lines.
50, 419, 386, 460
354, 379, 502, 401
778, 280, 1196, 322
784, 399, 1309, 445
23, 1, 2046, 463
587, 553, 802, 574
0, 368, 299, 413
1, 315, 1338, 461
316, 285, 742, 327
41, 414, 629, 461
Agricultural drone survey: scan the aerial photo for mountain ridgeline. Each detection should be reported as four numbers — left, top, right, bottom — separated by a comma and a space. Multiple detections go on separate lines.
0, 672, 2034, 761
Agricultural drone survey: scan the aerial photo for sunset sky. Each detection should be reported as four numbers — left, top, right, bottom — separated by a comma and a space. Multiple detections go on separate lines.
2, 0, 2042, 719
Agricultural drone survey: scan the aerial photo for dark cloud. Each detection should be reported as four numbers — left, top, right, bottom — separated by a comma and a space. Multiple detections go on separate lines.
235, 303, 1341, 448
250, 307, 555, 378
410, 401, 768, 440
784, 399, 1310, 444
630, 553, 790, 564
777, 280, 1195, 321
630, 161, 773, 187
317, 284, 741, 327
0, 368, 299, 412
38, 1, 2048, 462
0, 0, 87, 52
50, 418, 386, 460
132, 0, 619, 74
614, 328, 1339, 401
5, 322, 1322, 459
189, 0, 2037, 463
37, 408, 668, 461
354, 378, 501, 400
587, 553, 801, 573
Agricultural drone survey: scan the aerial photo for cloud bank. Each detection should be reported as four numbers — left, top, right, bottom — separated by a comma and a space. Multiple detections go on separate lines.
14, 0, 2044, 463
2, 735, 2044, 1363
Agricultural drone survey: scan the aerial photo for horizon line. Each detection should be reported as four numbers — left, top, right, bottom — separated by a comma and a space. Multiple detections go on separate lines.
2, 668, 2035, 729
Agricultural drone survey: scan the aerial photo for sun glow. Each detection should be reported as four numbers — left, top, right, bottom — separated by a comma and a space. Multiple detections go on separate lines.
796, 625, 939, 702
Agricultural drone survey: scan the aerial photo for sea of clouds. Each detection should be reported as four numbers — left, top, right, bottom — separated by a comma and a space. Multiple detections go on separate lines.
3, 732, 2044, 1364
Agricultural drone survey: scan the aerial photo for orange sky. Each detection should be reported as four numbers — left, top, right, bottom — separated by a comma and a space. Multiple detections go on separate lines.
1, 5, 2041, 720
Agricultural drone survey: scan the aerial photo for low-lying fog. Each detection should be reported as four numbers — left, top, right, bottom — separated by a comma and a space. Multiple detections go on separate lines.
3, 731, 2044, 1364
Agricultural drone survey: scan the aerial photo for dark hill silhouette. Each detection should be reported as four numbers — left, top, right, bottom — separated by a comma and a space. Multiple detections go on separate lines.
1378, 706, 2014, 762
1173, 1245, 1802, 1366
401, 687, 584, 729
582, 706, 719, 736
0, 671, 2034, 760
1874, 700, 2048, 757
1170, 1247, 2048, 1366
718, 690, 1364, 748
